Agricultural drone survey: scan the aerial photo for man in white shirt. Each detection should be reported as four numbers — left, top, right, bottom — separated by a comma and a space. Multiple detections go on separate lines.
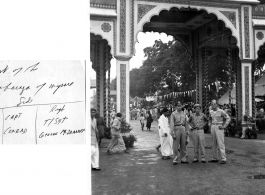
158, 107, 173, 160
91, 108, 100, 171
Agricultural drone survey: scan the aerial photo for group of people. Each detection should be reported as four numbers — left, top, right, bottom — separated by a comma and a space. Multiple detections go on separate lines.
91, 108, 129, 171
157, 99, 231, 165
139, 111, 153, 131
91, 99, 231, 171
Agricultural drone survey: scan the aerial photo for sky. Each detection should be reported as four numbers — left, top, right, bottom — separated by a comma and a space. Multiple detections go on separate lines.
89, 32, 173, 80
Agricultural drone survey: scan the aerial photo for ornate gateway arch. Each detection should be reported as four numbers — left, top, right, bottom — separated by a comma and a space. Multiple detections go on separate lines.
90, 0, 262, 124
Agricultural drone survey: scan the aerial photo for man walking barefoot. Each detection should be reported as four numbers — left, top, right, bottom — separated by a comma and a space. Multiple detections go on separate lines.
107, 113, 129, 154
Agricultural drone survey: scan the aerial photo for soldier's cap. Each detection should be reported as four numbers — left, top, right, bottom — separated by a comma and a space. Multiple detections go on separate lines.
175, 101, 182, 107
161, 107, 169, 113
194, 104, 201, 108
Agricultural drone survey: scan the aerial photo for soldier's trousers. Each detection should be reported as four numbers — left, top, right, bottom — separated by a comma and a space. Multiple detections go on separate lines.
191, 129, 205, 160
172, 126, 187, 161
211, 124, 226, 161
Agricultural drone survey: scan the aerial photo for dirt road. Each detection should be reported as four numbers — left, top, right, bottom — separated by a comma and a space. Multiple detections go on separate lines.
92, 120, 265, 195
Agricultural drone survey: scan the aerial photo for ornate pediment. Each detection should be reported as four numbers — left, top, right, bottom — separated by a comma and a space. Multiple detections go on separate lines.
138, 4, 156, 23
220, 11, 237, 29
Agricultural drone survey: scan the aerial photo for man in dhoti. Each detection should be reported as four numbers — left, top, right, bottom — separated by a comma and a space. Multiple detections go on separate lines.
91, 108, 101, 171
208, 100, 231, 164
170, 102, 189, 165
188, 104, 208, 163
158, 107, 173, 160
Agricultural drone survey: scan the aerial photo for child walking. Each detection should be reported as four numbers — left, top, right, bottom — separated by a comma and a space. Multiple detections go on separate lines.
139, 114, 145, 131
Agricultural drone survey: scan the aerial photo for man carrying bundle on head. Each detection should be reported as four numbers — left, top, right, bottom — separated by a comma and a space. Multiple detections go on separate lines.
158, 107, 173, 160
170, 102, 189, 165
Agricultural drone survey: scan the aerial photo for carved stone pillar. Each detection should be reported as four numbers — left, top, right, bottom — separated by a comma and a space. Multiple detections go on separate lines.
115, 56, 131, 122
236, 60, 242, 120
95, 41, 107, 117
198, 49, 203, 108
228, 36, 232, 105
195, 49, 200, 104
240, 59, 254, 117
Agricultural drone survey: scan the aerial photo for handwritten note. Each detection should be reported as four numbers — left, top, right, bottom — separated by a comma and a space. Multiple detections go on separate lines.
0, 61, 85, 144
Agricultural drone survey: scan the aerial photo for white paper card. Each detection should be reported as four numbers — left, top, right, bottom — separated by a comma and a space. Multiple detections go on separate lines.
0, 60, 85, 144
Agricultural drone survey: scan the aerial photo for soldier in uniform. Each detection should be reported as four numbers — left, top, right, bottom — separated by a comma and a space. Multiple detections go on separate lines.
188, 104, 208, 163
208, 100, 231, 164
170, 102, 189, 165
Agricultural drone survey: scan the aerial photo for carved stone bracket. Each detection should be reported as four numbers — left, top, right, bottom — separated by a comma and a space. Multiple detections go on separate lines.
137, 4, 156, 23
220, 11, 237, 29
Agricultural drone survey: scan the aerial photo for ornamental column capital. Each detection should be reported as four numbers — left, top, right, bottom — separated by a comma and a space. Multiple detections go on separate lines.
114, 55, 132, 61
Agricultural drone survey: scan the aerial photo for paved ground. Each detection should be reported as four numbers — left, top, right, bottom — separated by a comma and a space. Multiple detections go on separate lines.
92, 120, 265, 195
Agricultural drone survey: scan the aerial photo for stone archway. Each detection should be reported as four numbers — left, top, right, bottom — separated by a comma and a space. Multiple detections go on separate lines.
90, 0, 256, 121
133, 5, 241, 117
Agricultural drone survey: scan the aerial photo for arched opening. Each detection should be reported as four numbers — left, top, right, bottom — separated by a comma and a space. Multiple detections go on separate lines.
253, 43, 265, 116
134, 7, 240, 118
90, 33, 113, 127
256, 42, 265, 77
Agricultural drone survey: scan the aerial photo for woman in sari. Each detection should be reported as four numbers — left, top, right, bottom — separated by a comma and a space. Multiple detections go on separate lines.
107, 113, 129, 154
96, 113, 105, 146
146, 111, 153, 131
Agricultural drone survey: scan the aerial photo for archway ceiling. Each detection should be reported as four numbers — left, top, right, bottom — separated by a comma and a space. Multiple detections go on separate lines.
144, 8, 216, 32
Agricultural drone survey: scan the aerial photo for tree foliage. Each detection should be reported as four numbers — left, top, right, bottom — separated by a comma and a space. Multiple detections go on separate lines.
130, 39, 195, 102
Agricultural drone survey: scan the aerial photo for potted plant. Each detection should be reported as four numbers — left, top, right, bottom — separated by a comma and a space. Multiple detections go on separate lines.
243, 115, 258, 139
129, 134, 137, 147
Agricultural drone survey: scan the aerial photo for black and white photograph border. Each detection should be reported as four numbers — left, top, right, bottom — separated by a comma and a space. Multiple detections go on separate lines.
90, 0, 265, 194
